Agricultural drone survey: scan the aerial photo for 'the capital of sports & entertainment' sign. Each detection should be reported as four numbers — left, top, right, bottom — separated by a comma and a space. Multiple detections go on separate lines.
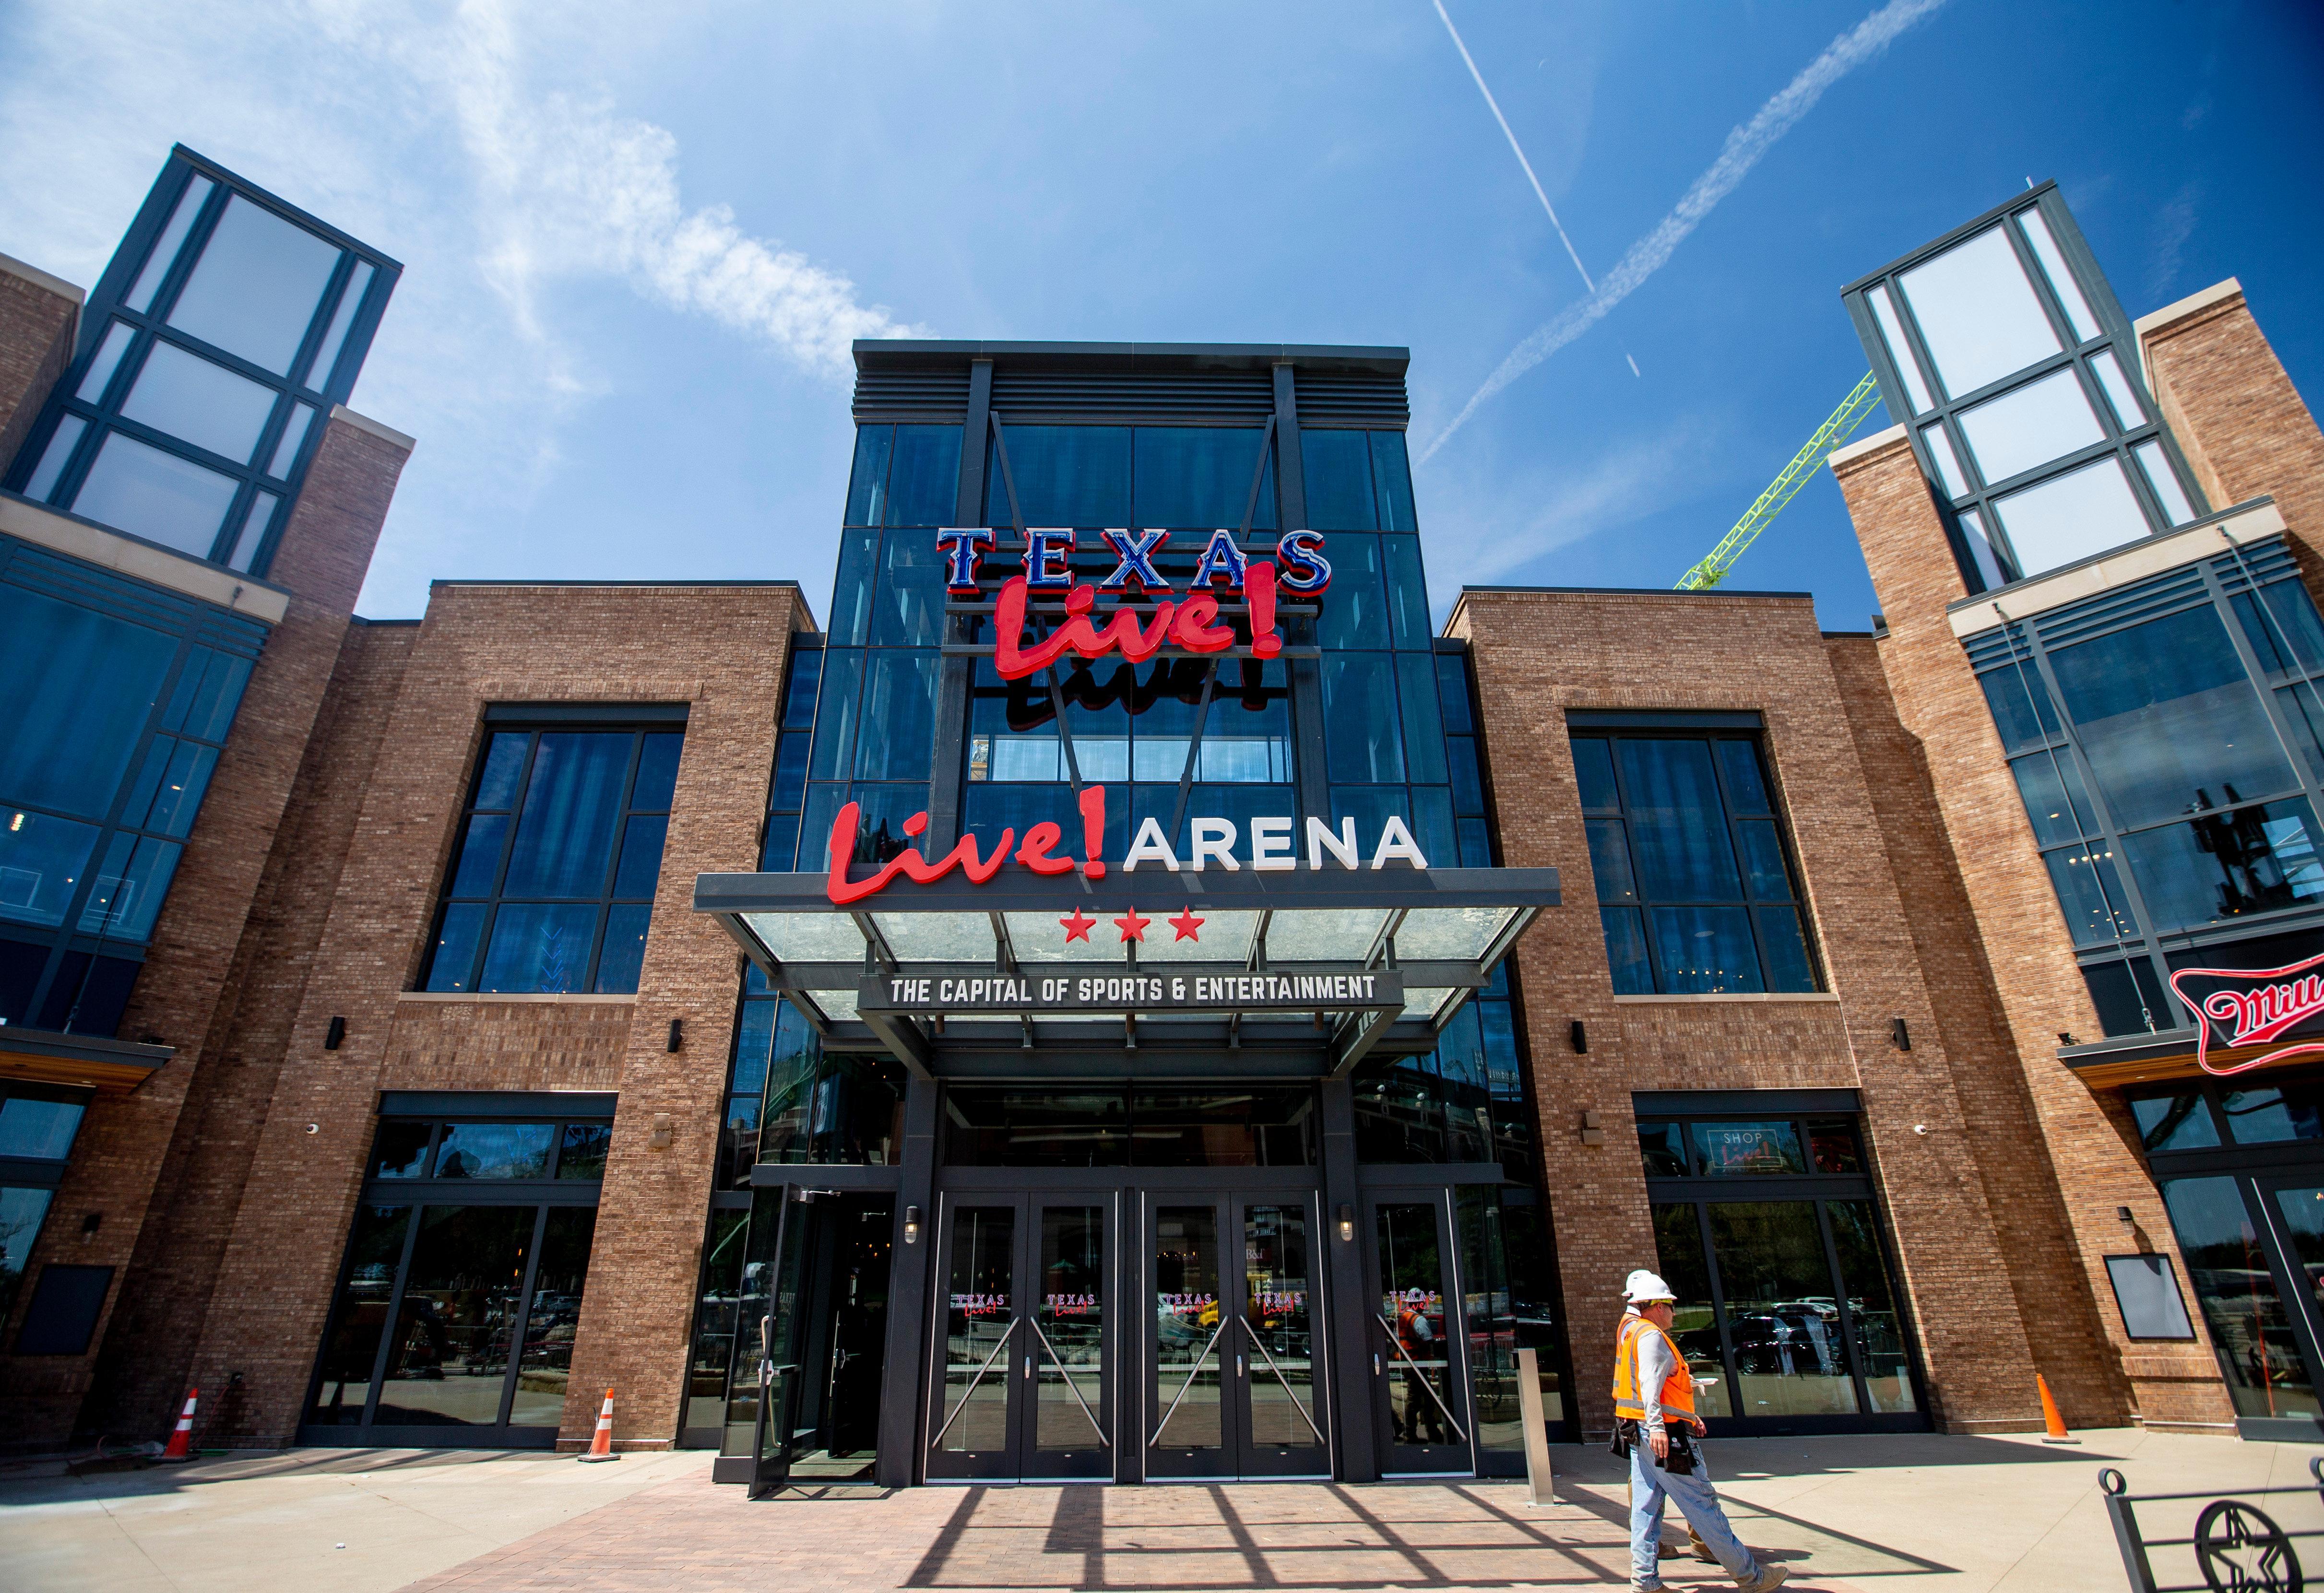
859, 967, 1404, 1016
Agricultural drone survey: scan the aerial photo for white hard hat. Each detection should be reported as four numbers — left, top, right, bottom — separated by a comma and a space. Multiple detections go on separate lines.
1623, 1269, 1676, 1303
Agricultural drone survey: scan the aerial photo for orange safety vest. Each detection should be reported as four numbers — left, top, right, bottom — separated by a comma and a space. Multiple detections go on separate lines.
1611, 1314, 1698, 1424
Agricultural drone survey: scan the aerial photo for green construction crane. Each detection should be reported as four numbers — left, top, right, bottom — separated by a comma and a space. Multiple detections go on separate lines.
1674, 370, 1884, 590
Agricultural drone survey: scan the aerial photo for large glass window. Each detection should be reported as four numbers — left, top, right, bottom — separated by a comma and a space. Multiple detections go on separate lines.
304, 1109, 605, 1441
1974, 554, 2324, 1031
6, 153, 396, 576
1641, 1108, 1921, 1427
420, 723, 683, 994
1845, 189, 2205, 593
975, 425, 1278, 532
940, 1084, 1316, 1167
0, 564, 259, 1034
2160, 1176, 2320, 1421
1572, 726, 1819, 995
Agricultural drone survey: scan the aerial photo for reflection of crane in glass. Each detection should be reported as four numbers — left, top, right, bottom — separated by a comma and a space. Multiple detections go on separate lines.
1674, 373, 1884, 591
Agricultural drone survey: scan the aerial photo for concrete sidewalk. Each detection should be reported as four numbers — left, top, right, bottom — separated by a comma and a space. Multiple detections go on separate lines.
0, 1429, 2317, 1593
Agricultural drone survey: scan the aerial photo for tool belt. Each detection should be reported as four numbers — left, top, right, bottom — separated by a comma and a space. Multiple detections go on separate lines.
1612, 1417, 1698, 1475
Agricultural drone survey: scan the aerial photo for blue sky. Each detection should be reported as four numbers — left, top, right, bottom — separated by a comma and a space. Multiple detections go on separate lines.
2, 0, 2317, 628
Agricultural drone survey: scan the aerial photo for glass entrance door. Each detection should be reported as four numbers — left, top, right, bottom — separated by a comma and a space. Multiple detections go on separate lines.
746, 1190, 895, 1497
1365, 1193, 1472, 1475
1147, 1193, 1328, 1479
925, 1194, 1113, 1481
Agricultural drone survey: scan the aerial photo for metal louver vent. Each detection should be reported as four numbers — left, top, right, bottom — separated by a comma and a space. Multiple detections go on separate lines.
853, 366, 972, 421
1292, 372, 1410, 427
989, 368, 1272, 421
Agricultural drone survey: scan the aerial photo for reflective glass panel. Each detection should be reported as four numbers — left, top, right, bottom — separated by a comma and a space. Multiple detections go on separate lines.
2043, 842, 2138, 945
129, 176, 215, 313
77, 321, 135, 403
1958, 507, 2010, 590
1036, 1206, 1107, 1451
2136, 440, 2198, 526
2047, 603, 2293, 831
306, 1204, 408, 1425
433, 1121, 557, 1180
1828, 1201, 1918, 1412
480, 903, 598, 992
885, 425, 961, 528
0, 810, 101, 929
120, 341, 278, 464
2016, 206, 2099, 342
1153, 1206, 1223, 1448
268, 402, 318, 478
1957, 367, 2103, 487
984, 426, 1130, 527
1375, 1203, 1457, 1448
507, 1207, 596, 1427
1691, 1121, 1807, 1175
167, 195, 340, 375
2129, 1092, 2219, 1152
1322, 654, 1405, 783
1869, 285, 1934, 414
2161, 1176, 2320, 1419
2220, 1078, 2324, 1145
1617, 740, 1742, 900
25, 414, 86, 502
1920, 423, 1968, 498
374, 1204, 534, 1424
1245, 1204, 1322, 1450
2009, 753, 2094, 847
1992, 456, 2152, 575
501, 734, 629, 897
1707, 1202, 1858, 1416
1133, 428, 1276, 529
306, 260, 375, 391
2089, 349, 2145, 429
1649, 1204, 1730, 1417
1303, 430, 1377, 530
2122, 798, 2324, 931
70, 430, 239, 557
0, 1096, 85, 1160
1897, 226, 2060, 398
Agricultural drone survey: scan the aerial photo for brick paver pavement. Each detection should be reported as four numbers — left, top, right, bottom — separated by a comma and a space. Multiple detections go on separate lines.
399, 1473, 1863, 1593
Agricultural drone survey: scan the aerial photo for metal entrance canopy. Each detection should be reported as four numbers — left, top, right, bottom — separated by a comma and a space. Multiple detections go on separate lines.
694, 865, 1558, 1079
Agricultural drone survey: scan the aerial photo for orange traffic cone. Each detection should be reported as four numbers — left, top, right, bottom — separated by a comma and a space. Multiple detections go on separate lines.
577, 1387, 619, 1462
2037, 1373, 2078, 1444
159, 1387, 199, 1462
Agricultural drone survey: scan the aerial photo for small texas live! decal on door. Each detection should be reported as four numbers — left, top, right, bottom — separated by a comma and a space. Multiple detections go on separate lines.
2169, 949, 2324, 1075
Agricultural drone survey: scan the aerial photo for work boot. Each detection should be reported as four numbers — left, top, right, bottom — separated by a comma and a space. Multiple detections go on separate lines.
1690, 1529, 1718, 1564
1632, 1583, 1668, 1593
1735, 1566, 1790, 1593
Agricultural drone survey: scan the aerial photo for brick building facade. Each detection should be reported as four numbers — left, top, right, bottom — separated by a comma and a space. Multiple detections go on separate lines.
3, 159, 2319, 1472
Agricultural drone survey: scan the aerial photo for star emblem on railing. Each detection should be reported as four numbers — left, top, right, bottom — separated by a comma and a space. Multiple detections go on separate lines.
1060, 908, 1094, 942
1113, 909, 1151, 943
1169, 909, 1204, 942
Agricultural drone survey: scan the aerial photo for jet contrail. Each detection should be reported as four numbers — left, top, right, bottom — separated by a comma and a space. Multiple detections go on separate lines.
1432, 0, 1596, 295
1419, 0, 1948, 464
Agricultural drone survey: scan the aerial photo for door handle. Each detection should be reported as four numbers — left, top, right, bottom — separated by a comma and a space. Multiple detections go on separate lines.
1373, 1353, 1382, 1377
1025, 1355, 1034, 1380
1236, 1355, 1246, 1377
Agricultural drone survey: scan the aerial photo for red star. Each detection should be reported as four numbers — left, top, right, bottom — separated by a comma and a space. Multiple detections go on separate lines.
1060, 908, 1095, 942
1168, 909, 1204, 942
1113, 909, 1151, 943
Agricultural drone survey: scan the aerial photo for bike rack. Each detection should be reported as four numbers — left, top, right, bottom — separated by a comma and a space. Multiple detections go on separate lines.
2101, 1455, 2324, 1593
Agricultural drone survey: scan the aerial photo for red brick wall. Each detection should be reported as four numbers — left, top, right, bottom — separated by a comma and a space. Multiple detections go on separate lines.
1833, 432, 2234, 1429
0, 416, 409, 1445
0, 260, 76, 474
1452, 588, 2055, 1434
182, 583, 799, 1448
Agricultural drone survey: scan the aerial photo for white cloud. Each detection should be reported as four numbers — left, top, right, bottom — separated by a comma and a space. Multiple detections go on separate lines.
1418, 0, 1946, 463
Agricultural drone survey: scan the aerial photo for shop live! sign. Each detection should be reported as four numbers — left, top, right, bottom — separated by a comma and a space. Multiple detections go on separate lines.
2170, 951, 2324, 1076
825, 784, 1428, 909
934, 526, 1332, 680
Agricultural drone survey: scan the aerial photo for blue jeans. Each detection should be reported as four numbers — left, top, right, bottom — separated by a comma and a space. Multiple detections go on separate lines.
1629, 1430, 1760, 1588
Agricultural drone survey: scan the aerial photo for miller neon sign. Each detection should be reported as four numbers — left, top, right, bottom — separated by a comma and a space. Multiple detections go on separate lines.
936, 526, 1331, 680
2168, 950, 2324, 1076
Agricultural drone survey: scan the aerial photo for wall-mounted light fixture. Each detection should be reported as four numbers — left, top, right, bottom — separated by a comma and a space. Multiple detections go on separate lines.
666, 1018, 684, 1053
2116, 1205, 2135, 1224
324, 1016, 346, 1050
649, 1112, 673, 1149
1569, 1020, 1588, 1055
904, 1205, 923, 1245
1580, 1109, 1605, 1146
1337, 1204, 1355, 1243
1889, 1017, 1911, 1051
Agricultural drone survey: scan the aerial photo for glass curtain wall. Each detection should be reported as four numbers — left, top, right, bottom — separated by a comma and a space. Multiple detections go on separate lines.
1570, 719, 1821, 995
419, 721, 683, 994
1843, 184, 2204, 591
6, 149, 397, 575
1968, 540, 2324, 1035
304, 1110, 607, 1445
0, 1083, 91, 1323
2129, 1071, 2324, 1434
0, 547, 263, 1035
1639, 1108, 1924, 1431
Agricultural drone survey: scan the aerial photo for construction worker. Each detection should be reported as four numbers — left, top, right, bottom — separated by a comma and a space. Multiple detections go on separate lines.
1613, 1269, 1787, 1593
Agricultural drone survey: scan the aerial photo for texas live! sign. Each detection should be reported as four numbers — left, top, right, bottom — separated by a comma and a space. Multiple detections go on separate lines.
933, 524, 1331, 679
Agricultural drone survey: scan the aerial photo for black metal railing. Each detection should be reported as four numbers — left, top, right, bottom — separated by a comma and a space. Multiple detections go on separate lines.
2103, 1457, 2324, 1593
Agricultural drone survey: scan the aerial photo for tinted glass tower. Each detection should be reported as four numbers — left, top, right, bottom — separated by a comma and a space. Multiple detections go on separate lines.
690, 342, 1565, 1489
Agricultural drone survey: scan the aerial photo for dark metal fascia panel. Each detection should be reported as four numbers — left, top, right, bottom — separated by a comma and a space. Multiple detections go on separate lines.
1458, 584, 1816, 600
1632, 1086, 1863, 1116
853, 340, 1410, 376
1566, 710, 1765, 731
481, 702, 690, 725
377, 1089, 619, 1119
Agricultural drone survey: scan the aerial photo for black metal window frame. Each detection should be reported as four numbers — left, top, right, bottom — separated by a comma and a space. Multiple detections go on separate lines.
1568, 714, 1826, 996
4, 146, 401, 580
1965, 539, 2324, 1032
416, 710, 687, 995
1842, 182, 2207, 596
297, 1101, 611, 1442
1638, 1103, 1931, 1432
